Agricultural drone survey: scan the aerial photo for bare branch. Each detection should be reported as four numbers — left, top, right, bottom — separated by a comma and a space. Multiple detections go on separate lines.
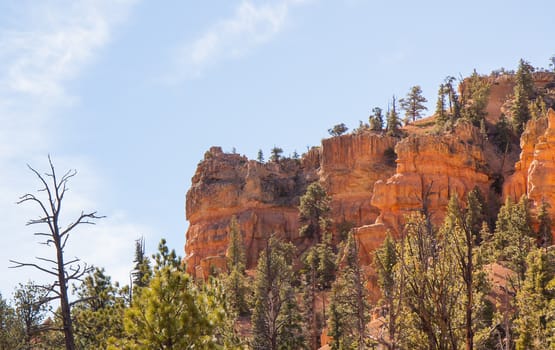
35, 256, 58, 265
60, 211, 105, 238
9, 260, 58, 277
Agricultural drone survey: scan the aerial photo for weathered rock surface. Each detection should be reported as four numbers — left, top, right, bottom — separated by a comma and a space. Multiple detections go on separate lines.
371, 122, 494, 233
503, 109, 555, 241
185, 133, 399, 275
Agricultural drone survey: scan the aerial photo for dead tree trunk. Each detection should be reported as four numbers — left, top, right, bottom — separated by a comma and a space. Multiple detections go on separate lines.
10, 156, 103, 350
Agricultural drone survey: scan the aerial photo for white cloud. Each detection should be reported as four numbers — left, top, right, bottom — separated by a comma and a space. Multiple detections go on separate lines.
171, 0, 312, 80
0, 0, 141, 298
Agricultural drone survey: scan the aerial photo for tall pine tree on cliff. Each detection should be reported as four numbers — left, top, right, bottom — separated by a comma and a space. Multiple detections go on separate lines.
400, 85, 428, 125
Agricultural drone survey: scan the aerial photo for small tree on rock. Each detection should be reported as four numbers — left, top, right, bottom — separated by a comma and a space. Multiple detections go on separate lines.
400, 85, 428, 125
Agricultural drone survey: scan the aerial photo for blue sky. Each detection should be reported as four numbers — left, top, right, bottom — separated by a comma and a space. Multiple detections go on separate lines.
1, 0, 554, 296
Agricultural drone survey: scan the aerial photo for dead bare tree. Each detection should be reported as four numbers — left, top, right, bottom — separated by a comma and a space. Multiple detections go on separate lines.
10, 156, 104, 350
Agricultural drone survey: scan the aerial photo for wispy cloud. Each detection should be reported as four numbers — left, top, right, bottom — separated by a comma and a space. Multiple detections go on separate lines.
171, 0, 312, 80
0, 0, 142, 297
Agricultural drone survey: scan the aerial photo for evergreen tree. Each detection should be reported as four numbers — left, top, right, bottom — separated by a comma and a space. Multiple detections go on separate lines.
300, 232, 336, 349
514, 248, 555, 349
270, 147, 283, 162
386, 96, 401, 136
328, 232, 370, 350
461, 70, 491, 126
224, 216, 249, 316
299, 182, 332, 243
13, 281, 50, 350
328, 123, 349, 137
72, 268, 126, 349
510, 59, 535, 134
444, 76, 461, 122
369, 107, 384, 131
536, 200, 552, 247
490, 196, 535, 286
131, 237, 152, 293
374, 233, 400, 349
114, 240, 233, 350
400, 85, 428, 125
395, 212, 464, 350
257, 149, 264, 163
0, 294, 21, 350
435, 83, 448, 126
251, 236, 304, 350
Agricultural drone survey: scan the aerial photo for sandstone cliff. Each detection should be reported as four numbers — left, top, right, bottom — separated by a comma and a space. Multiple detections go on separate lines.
503, 109, 555, 241
185, 72, 555, 278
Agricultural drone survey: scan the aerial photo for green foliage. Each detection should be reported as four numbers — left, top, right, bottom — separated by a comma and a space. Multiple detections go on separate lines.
0, 293, 22, 350
270, 146, 283, 162
132, 237, 152, 292
510, 59, 535, 134
369, 107, 384, 131
224, 216, 250, 316
461, 70, 491, 126
400, 85, 428, 125
299, 182, 331, 242
514, 248, 555, 349
488, 196, 535, 286
328, 232, 371, 350
251, 236, 305, 350
386, 96, 401, 136
435, 77, 461, 130
114, 240, 235, 350
257, 149, 264, 163
72, 268, 126, 349
536, 200, 552, 247
493, 113, 513, 153
329, 123, 349, 137
435, 83, 448, 126
13, 281, 50, 350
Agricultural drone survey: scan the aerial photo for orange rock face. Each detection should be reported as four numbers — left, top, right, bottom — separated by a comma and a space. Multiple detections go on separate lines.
503, 109, 555, 242
371, 122, 495, 233
185, 147, 315, 276
320, 133, 398, 229
185, 133, 399, 275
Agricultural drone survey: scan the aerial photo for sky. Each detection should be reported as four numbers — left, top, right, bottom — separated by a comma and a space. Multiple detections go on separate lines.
1, 0, 554, 297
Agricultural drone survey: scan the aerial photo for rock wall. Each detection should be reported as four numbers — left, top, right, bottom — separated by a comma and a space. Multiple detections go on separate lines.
371, 122, 494, 233
185, 133, 398, 276
503, 109, 555, 241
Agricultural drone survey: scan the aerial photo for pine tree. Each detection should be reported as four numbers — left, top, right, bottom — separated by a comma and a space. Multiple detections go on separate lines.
461, 70, 491, 126
328, 232, 370, 350
514, 248, 555, 349
114, 240, 233, 350
386, 96, 401, 136
400, 85, 428, 125
299, 182, 331, 243
251, 236, 304, 350
374, 233, 399, 349
510, 59, 535, 134
536, 200, 552, 247
132, 237, 152, 293
257, 149, 264, 163
435, 83, 448, 126
270, 147, 283, 162
328, 123, 349, 137
13, 282, 49, 350
224, 216, 249, 316
0, 294, 22, 350
370, 107, 384, 131
72, 268, 126, 349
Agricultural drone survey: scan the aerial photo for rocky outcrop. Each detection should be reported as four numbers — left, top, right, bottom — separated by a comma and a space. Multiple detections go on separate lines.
320, 133, 398, 230
185, 133, 399, 276
503, 109, 555, 241
371, 122, 495, 233
185, 147, 315, 277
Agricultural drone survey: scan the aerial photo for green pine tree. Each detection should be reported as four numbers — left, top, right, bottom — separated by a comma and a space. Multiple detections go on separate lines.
251, 236, 305, 350
328, 232, 370, 350
514, 248, 555, 349
224, 216, 249, 316
510, 59, 535, 134
386, 96, 401, 136
400, 85, 428, 125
